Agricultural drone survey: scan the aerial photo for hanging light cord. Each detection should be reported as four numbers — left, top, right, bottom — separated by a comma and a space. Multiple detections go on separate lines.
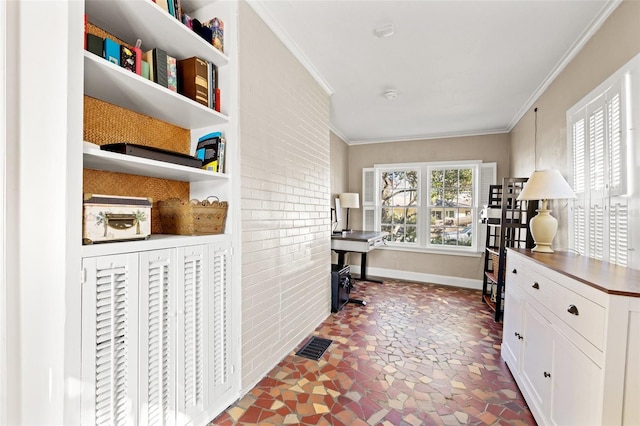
534, 107, 538, 170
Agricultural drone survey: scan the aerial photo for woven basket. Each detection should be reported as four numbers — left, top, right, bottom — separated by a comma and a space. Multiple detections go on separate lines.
158, 197, 228, 235
492, 253, 500, 273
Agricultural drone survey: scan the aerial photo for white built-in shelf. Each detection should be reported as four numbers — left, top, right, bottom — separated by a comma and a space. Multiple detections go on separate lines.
85, 0, 229, 66
83, 145, 228, 182
84, 52, 228, 129
82, 233, 229, 258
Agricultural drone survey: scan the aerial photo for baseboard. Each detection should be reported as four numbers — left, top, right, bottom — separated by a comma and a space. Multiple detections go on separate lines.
348, 265, 483, 290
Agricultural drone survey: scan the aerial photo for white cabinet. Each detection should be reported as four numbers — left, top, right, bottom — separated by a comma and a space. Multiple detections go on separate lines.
79, 0, 240, 424
81, 254, 140, 426
503, 248, 640, 426
81, 239, 233, 426
139, 249, 177, 426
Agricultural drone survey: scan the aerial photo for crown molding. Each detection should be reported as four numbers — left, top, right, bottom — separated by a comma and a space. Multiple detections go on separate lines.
329, 124, 350, 144
245, 0, 334, 96
507, 0, 622, 131
347, 128, 510, 146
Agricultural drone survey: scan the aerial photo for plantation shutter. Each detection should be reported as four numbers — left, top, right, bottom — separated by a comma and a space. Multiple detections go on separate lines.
362, 168, 378, 231
210, 242, 233, 399
570, 116, 587, 255
569, 79, 629, 265
607, 91, 626, 196
177, 245, 208, 419
139, 250, 176, 426
587, 97, 606, 259
81, 254, 139, 426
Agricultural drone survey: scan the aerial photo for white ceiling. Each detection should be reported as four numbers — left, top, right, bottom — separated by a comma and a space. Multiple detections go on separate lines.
249, 0, 619, 144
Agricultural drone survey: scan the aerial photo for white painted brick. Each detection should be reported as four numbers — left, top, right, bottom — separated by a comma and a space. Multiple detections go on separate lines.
239, 3, 332, 390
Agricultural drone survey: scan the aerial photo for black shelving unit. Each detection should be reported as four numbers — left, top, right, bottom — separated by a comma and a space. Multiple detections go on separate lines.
481, 178, 537, 321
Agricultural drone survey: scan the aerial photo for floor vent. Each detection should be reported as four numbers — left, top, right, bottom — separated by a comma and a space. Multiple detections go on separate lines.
295, 336, 333, 361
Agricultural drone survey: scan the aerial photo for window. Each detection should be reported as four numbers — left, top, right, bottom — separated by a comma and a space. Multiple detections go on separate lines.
380, 170, 418, 243
363, 161, 496, 254
567, 53, 640, 269
429, 167, 474, 248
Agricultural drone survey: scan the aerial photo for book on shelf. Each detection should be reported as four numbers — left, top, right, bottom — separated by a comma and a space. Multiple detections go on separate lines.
144, 48, 168, 88
196, 132, 222, 172
155, 0, 169, 14
104, 38, 120, 65
167, 55, 177, 92
218, 137, 226, 173
120, 45, 136, 73
208, 62, 219, 110
202, 17, 224, 53
177, 57, 209, 107
86, 34, 103, 57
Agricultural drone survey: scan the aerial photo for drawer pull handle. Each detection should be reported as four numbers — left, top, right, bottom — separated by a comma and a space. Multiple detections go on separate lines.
532, 282, 539, 289
567, 305, 579, 316
514, 332, 523, 340
544, 371, 551, 378
512, 268, 517, 274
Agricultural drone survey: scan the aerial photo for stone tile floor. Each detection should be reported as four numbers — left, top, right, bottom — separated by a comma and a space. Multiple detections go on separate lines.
210, 279, 536, 425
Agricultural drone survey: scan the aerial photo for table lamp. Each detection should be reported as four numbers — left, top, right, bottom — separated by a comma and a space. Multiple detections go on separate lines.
339, 193, 359, 232
517, 169, 576, 253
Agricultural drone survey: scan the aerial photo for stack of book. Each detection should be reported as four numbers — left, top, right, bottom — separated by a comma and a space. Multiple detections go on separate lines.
196, 132, 226, 173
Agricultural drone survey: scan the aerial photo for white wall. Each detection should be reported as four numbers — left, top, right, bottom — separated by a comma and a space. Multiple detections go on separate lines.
4, 1, 84, 423
239, 2, 332, 391
0, 1, 6, 423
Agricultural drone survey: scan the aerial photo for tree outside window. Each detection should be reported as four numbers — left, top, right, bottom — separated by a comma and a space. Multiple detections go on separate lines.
429, 168, 473, 247
380, 170, 418, 243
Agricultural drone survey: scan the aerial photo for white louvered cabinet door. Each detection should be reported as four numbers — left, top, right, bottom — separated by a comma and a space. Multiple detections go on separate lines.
208, 241, 233, 402
176, 245, 209, 424
81, 254, 140, 426
139, 249, 177, 426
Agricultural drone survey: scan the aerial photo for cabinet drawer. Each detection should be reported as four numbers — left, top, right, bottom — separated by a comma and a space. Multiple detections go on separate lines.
548, 280, 605, 350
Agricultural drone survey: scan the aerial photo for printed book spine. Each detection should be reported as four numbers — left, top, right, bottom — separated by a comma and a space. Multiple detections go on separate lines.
217, 137, 226, 173
167, 55, 177, 92
177, 57, 209, 107
207, 62, 213, 109
143, 50, 155, 82
120, 45, 136, 73
146, 48, 168, 88
104, 38, 120, 65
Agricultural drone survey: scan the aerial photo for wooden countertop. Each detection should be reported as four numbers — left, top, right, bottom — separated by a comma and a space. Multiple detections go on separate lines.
508, 248, 640, 298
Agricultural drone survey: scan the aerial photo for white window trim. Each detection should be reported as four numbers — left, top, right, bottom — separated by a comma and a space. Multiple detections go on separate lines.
367, 160, 494, 255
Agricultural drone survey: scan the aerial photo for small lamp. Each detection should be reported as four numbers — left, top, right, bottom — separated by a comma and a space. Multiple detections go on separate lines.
339, 193, 360, 232
517, 170, 576, 253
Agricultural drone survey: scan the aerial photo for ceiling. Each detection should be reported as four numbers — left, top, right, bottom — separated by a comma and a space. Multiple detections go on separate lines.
249, 0, 618, 144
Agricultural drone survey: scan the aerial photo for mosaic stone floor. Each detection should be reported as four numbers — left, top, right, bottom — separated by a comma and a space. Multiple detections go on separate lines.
210, 279, 536, 425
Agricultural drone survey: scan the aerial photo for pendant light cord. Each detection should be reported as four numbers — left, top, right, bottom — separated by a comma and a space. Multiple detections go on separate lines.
534, 107, 538, 170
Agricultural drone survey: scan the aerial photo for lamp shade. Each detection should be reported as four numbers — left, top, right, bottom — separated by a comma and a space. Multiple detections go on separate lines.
339, 193, 360, 209
517, 170, 576, 201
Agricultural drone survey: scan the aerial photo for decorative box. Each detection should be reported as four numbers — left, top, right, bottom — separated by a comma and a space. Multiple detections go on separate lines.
83, 194, 152, 244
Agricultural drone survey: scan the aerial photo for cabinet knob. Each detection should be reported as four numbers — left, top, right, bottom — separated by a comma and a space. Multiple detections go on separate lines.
567, 304, 579, 316
544, 371, 551, 378
514, 332, 523, 340
532, 282, 539, 289
512, 268, 517, 274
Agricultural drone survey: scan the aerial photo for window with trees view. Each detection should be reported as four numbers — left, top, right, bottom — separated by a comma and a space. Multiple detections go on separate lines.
381, 170, 419, 243
429, 167, 473, 247
363, 161, 495, 253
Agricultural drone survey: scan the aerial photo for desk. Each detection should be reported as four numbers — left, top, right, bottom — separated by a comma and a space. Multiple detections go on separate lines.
331, 231, 387, 283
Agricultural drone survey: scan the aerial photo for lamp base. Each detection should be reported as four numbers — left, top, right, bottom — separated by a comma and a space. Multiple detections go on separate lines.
529, 208, 558, 253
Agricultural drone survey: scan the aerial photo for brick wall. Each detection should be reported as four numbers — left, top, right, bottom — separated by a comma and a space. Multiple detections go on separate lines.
238, 2, 331, 390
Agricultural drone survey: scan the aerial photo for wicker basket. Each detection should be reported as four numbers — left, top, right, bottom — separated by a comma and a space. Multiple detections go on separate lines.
158, 197, 228, 235
492, 252, 500, 273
